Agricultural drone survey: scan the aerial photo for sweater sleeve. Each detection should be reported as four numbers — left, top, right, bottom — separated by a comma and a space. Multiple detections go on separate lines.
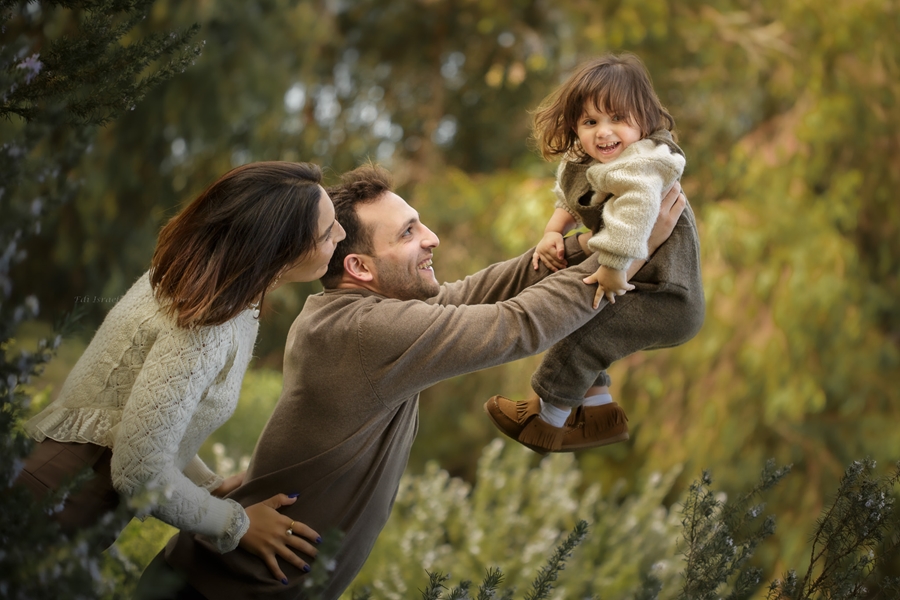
432, 235, 586, 307
357, 255, 604, 406
110, 324, 249, 553
183, 455, 225, 491
585, 142, 684, 270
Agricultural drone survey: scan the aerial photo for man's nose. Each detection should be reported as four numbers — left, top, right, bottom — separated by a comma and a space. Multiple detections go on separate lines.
422, 227, 440, 248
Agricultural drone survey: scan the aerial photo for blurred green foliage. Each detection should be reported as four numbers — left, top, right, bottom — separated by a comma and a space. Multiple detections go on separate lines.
8, 0, 900, 596
346, 439, 684, 599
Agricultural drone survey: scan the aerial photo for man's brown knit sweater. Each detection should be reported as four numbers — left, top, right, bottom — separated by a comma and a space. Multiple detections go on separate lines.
161, 238, 603, 599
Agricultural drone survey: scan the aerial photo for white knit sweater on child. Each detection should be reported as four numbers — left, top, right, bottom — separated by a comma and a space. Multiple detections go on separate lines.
553, 134, 685, 271
25, 272, 259, 553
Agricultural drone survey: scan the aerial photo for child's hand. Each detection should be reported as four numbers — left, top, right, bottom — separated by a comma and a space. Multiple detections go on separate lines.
583, 265, 634, 309
532, 232, 567, 271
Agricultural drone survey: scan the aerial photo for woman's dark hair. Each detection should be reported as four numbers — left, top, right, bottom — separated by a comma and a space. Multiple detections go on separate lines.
319, 163, 393, 289
532, 52, 676, 162
150, 161, 323, 328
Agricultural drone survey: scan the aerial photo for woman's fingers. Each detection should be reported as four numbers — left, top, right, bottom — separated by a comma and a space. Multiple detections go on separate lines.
275, 519, 320, 576
290, 521, 322, 550
263, 553, 288, 586
261, 492, 298, 509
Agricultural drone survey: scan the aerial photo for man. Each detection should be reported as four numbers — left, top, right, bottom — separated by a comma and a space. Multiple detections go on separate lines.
140, 163, 686, 599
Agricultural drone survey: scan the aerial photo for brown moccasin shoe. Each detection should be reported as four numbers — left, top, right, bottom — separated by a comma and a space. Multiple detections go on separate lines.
560, 402, 629, 451
484, 395, 567, 455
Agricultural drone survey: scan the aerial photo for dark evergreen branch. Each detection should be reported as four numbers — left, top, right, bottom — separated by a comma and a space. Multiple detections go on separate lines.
767, 460, 900, 600
677, 460, 789, 600
476, 567, 505, 600
421, 571, 451, 600
524, 519, 589, 600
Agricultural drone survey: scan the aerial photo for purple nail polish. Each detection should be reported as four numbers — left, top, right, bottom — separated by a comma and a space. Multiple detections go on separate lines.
288, 492, 300, 498
282, 578, 289, 585
315, 536, 322, 544
302, 565, 311, 573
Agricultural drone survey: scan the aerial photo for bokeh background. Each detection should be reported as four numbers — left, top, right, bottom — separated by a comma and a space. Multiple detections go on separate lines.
8, 0, 899, 597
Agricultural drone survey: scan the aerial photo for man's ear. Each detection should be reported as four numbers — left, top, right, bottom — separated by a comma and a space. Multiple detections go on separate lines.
343, 254, 374, 283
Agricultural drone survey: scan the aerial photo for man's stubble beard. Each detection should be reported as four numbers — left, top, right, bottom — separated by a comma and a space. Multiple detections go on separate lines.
373, 257, 440, 301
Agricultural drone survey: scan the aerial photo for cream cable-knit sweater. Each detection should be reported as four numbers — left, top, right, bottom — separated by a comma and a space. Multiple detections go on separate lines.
554, 131, 686, 271
25, 272, 259, 553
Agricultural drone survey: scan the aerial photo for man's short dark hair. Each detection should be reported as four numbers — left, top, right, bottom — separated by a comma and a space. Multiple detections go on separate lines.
320, 163, 394, 288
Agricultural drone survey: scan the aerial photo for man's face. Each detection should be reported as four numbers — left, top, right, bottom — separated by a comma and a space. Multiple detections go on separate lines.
356, 191, 441, 301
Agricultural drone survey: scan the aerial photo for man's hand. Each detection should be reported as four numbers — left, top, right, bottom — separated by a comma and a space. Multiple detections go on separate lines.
646, 181, 686, 257
532, 231, 567, 271
583, 264, 633, 309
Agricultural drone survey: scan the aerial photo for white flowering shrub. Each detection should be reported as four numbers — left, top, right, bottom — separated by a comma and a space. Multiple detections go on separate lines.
345, 438, 684, 600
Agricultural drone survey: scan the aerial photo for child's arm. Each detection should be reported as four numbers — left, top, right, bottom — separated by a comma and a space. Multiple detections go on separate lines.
582, 180, 685, 309
585, 142, 684, 270
532, 207, 579, 271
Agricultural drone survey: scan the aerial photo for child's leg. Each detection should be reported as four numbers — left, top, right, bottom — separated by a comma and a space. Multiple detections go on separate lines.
533, 202, 704, 406
486, 203, 704, 454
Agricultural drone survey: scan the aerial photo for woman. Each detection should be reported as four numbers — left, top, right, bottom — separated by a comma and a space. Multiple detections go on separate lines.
18, 161, 344, 585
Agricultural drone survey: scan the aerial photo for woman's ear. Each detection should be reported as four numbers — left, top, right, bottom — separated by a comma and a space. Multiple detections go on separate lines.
343, 254, 374, 283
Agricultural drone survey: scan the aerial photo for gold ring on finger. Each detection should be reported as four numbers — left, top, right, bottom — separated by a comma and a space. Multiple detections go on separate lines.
287, 521, 295, 536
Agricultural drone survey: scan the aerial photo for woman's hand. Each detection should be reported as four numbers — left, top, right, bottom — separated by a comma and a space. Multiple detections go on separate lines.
238, 494, 321, 585
532, 232, 567, 271
211, 471, 245, 498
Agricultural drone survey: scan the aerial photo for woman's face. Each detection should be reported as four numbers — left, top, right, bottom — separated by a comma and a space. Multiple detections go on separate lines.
278, 187, 346, 285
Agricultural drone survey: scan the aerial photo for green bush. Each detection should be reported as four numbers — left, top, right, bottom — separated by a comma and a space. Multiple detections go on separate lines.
346, 439, 684, 599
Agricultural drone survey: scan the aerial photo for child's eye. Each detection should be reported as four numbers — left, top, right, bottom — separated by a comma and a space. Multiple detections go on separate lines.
611, 114, 622, 122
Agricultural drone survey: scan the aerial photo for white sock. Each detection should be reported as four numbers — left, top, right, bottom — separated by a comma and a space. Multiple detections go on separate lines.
538, 398, 572, 427
583, 392, 613, 407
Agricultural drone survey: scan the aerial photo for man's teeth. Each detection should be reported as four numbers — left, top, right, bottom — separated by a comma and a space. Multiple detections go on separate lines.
418, 259, 433, 269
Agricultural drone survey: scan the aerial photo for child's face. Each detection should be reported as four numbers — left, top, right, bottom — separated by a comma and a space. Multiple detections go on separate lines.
575, 102, 643, 164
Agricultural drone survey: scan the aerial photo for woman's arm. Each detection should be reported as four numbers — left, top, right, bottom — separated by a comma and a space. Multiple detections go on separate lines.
110, 324, 247, 553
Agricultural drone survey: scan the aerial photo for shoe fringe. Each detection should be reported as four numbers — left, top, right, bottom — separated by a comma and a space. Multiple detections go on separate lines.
583, 403, 629, 439
515, 397, 541, 422
518, 419, 564, 453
